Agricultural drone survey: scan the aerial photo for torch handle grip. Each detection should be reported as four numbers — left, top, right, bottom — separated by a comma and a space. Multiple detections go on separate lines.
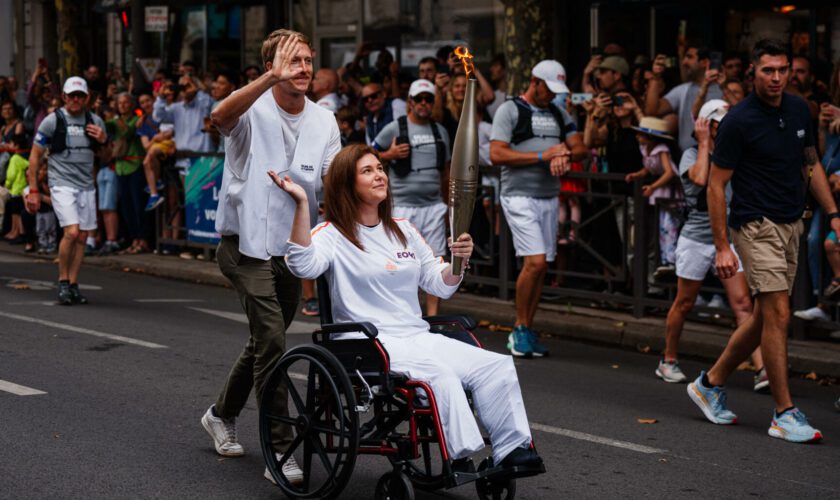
451, 256, 464, 277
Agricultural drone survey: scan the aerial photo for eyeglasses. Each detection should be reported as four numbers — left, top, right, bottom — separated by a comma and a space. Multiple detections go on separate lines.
362, 91, 381, 103
66, 92, 87, 100
412, 95, 434, 104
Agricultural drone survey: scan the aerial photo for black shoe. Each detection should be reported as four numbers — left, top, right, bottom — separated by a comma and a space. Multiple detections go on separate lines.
57, 283, 73, 305
499, 447, 543, 468
451, 457, 475, 473
69, 284, 88, 305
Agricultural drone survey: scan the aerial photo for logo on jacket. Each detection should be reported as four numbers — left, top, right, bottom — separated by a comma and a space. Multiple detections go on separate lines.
395, 251, 416, 260
385, 259, 398, 272
300, 164, 314, 172
797, 129, 805, 139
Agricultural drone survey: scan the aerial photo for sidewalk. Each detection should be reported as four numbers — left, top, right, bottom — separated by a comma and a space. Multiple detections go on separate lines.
5, 243, 840, 378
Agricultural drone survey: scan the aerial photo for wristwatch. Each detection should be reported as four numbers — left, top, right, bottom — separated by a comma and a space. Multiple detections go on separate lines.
828, 212, 840, 220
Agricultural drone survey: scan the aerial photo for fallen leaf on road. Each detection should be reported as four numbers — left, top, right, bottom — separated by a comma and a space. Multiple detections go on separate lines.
53, 433, 61, 439
636, 344, 651, 353
611, 364, 620, 369
122, 267, 131, 272
614, 321, 625, 328
804, 372, 818, 380
659, 458, 668, 463
637, 419, 658, 424
818, 377, 837, 386
736, 361, 756, 372
478, 320, 491, 328
12, 284, 30, 290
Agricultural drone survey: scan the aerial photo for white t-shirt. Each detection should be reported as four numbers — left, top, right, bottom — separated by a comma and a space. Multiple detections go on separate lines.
215, 91, 341, 259
285, 219, 460, 339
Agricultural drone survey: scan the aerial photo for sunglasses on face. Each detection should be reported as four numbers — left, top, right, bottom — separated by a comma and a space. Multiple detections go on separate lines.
362, 91, 381, 103
67, 92, 87, 100
412, 95, 434, 104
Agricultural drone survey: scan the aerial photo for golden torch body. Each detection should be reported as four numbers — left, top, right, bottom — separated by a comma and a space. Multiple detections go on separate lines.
449, 77, 479, 275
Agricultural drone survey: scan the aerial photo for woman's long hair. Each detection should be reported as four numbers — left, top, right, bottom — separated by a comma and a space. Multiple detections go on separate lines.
323, 144, 408, 251
445, 74, 467, 122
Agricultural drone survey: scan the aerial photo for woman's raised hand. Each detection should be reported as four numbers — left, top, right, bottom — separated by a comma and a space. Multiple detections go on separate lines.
268, 171, 307, 204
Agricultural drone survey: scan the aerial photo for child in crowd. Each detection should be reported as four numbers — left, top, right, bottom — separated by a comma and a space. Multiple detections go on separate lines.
35, 159, 56, 254
558, 160, 585, 244
2, 134, 29, 245
137, 90, 176, 211
625, 117, 682, 278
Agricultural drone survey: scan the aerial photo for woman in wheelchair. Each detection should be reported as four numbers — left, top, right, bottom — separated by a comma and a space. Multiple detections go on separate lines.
270, 143, 543, 471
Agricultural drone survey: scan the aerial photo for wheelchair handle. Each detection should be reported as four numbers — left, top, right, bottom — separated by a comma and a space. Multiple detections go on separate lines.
314, 321, 379, 341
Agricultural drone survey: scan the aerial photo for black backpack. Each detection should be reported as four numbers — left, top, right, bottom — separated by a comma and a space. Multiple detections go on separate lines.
509, 96, 567, 146
49, 108, 101, 154
390, 116, 446, 177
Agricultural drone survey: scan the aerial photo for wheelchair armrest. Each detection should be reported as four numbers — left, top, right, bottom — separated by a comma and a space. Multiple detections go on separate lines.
314, 321, 379, 342
423, 314, 477, 331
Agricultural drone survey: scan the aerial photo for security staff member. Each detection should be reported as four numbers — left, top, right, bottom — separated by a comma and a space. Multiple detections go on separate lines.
373, 79, 451, 315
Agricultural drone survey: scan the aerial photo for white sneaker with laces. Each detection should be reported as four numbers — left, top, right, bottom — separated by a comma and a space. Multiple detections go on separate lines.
793, 306, 830, 321
201, 405, 244, 457
264, 454, 304, 486
656, 360, 688, 383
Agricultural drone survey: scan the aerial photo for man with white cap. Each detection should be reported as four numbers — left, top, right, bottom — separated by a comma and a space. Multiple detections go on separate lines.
373, 79, 451, 315
658, 99, 766, 391
490, 60, 587, 358
25, 76, 109, 305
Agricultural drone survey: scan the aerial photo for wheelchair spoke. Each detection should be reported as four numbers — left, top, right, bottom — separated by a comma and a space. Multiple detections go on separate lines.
310, 423, 345, 437
307, 433, 336, 477
286, 375, 307, 415
278, 433, 305, 465
262, 413, 297, 426
306, 364, 317, 408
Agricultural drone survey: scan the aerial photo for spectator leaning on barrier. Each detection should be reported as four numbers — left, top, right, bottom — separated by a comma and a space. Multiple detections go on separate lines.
152, 74, 214, 177
373, 78, 451, 316
25, 76, 110, 305
645, 43, 723, 154
490, 59, 587, 359
203, 29, 340, 485
658, 100, 766, 391
689, 39, 839, 444
137, 91, 175, 211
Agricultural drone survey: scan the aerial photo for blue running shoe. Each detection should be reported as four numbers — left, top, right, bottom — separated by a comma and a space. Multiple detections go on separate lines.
525, 327, 549, 357
687, 372, 738, 425
145, 194, 165, 211
507, 326, 533, 358
143, 180, 165, 194
768, 408, 823, 443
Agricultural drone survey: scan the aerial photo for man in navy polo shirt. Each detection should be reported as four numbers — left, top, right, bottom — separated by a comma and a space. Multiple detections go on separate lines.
687, 39, 840, 443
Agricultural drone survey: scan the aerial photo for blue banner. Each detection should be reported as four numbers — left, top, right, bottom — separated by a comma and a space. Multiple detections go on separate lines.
185, 156, 224, 244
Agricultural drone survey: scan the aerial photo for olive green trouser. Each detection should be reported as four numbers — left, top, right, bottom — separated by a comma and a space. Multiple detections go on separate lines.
214, 235, 300, 449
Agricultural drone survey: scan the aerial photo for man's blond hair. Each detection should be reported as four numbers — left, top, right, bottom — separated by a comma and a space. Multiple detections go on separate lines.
261, 29, 311, 66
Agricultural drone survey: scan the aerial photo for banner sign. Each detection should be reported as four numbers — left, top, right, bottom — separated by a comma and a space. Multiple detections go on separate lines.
145, 6, 169, 32
185, 156, 223, 244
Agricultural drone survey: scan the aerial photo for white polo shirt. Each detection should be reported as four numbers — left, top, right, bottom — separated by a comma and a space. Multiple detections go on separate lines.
215, 90, 341, 260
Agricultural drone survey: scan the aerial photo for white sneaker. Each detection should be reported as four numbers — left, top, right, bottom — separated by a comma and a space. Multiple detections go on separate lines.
708, 294, 726, 309
264, 454, 304, 486
201, 405, 245, 457
793, 306, 830, 321
656, 360, 688, 383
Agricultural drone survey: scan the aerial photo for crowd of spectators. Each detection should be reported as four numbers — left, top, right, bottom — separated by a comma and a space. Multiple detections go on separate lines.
1, 37, 840, 327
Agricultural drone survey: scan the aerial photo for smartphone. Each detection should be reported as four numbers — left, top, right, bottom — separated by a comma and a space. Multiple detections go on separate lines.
437, 63, 449, 76
591, 47, 602, 57
612, 95, 625, 106
709, 51, 722, 71
570, 93, 593, 105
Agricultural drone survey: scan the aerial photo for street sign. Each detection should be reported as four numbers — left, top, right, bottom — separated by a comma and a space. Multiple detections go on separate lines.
137, 58, 162, 82
145, 6, 168, 32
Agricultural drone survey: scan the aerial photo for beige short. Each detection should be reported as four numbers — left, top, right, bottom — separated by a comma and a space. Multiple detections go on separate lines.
731, 218, 803, 296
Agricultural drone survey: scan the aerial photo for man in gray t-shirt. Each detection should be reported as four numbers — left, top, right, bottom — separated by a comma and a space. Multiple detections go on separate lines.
489, 59, 587, 358
25, 76, 109, 305
645, 46, 723, 153
374, 79, 451, 315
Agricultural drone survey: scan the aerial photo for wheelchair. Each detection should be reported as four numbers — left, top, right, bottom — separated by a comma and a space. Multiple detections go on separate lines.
258, 277, 545, 499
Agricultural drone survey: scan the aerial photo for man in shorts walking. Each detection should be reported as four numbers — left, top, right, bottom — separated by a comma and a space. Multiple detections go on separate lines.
26, 76, 109, 305
688, 39, 840, 443
490, 60, 587, 358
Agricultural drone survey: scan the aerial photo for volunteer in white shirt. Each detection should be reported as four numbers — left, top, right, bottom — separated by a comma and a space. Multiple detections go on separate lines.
277, 143, 543, 470
199, 29, 340, 486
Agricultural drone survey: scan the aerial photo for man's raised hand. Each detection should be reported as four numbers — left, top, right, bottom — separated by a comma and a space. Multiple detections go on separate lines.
270, 35, 304, 83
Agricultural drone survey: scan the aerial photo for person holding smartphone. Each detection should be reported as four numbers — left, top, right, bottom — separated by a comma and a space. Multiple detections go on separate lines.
372, 79, 451, 315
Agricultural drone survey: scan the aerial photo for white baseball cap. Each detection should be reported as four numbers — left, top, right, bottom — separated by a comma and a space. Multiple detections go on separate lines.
698, 99, 729, 123
62, 76, 89, 95
531, 60, 569, 94
408, 79, 435, 98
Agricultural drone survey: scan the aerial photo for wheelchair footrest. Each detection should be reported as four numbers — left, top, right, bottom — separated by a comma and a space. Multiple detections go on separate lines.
447, 462, 546, 488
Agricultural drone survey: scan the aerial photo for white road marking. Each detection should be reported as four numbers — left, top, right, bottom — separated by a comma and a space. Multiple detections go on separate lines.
0, 379, 47, 396
0, 311, 167, 349
0, 277, 102, 291
189, 308, 316, 335
0, 254, 31, 263
530, 422, 666, 454
134, 299, 203, 303
5, 301, 56, 306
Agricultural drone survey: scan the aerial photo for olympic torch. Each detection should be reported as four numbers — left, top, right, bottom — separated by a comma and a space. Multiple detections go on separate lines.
449, 47, 479, 276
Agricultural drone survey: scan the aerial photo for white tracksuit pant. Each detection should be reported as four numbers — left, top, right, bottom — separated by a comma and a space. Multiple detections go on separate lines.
380, 333, 532, 463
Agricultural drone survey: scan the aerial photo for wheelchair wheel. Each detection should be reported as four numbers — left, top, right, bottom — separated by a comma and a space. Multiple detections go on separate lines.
475, 458, 516, 500
386, 415, 446, 490
259, 344, 359, 499
374, 471, 415, 500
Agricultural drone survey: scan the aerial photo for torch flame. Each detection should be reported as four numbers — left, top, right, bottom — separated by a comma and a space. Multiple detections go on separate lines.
454, 46, 475, 79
